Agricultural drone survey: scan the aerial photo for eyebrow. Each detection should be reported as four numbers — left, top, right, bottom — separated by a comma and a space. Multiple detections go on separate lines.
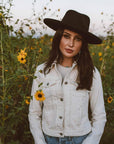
63, 32, 70, 35
63, 31, 82, 38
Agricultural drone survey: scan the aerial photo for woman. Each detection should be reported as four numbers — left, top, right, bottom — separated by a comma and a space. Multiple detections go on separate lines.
28, 10, 106, 144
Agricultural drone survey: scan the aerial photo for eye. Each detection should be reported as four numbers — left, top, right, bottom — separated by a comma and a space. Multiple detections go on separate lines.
75, 36, 82, 41
63, 34, 70, 39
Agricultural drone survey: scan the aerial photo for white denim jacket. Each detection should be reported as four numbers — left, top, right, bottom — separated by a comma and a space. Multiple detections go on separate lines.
28, 62, 106, 144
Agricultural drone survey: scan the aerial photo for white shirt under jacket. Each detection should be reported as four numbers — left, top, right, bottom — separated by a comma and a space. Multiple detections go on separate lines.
28, 61, 106, 144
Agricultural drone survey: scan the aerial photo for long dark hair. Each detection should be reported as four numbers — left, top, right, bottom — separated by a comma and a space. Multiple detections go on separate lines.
44, 29, 94, 90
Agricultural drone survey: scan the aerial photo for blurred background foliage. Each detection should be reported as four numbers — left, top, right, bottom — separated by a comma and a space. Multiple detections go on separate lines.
0, 0, 114, 144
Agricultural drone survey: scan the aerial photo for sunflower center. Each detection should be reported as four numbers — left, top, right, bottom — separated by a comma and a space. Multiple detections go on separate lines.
21, 58, 24, 60
38, 94, 42, 98
109, 98, 111, 101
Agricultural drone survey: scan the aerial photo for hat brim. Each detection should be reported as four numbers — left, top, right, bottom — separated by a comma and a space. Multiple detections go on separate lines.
44, 18, 102, 44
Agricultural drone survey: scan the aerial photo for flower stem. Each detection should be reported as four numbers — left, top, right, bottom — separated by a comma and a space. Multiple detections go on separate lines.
100, 42, 108, 76
0, 27, 5, 144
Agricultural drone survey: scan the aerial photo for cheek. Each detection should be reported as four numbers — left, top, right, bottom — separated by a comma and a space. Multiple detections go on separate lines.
74, 43, 82, 52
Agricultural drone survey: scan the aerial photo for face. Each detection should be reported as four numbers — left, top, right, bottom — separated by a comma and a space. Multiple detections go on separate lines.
59, 29, 82, 60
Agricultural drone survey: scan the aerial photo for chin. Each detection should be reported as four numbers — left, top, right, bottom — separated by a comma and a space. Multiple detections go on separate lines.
63, 55, 74, 59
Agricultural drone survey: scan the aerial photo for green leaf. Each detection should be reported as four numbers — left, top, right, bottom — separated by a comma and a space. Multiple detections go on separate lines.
38, 82, 43, 87
15, 19, 19, 24
33, 76, 37, 79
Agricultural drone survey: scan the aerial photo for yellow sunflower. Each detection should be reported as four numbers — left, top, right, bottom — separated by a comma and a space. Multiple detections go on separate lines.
38, 48, 42, 53
99, 57, 103, 61
0, 13, 3, 17
106, 45, 110, 49
17, 55, 26, 64
50, 38, 53, 42
25, 96, 31, 105
98, 52, 102, 57
24, 76, 28, 80
18, 48, 27, 58
25, 99, 30, 105
92, 52, 95, 56
5, 105, 9, 109
30, 47, 35, 50
107, 96, 113, 103
34, 90, 45, 101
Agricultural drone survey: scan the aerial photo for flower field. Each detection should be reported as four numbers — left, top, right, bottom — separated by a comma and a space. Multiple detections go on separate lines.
0, 1, 114, 144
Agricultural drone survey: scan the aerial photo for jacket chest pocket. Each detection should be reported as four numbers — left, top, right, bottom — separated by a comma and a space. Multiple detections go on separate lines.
70, 81, 89, 106
43, 80, 57, 96
42, 78, 62, 101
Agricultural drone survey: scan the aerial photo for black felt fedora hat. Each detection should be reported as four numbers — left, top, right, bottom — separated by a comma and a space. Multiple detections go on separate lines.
44, 10, 102, 44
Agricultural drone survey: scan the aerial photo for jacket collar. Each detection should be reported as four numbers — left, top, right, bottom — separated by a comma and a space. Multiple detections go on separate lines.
51, 59, 77, 70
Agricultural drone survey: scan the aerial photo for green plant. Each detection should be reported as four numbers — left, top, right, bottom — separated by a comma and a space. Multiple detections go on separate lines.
0, 1, 114, 144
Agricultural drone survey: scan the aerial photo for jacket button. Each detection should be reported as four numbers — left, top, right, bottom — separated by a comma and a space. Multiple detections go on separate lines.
59, 116, 62, 119
60, 133, 63, 136
64, 81, 68, 84
47, 82, 49, 86
60, 98, 63, 101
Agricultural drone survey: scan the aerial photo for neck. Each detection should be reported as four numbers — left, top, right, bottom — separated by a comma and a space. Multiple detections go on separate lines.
60, 58, 73, 67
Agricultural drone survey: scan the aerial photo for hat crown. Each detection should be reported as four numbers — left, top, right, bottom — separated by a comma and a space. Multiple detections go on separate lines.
61, 10, 90, 32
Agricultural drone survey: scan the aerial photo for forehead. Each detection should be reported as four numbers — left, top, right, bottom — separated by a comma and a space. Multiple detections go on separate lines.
63, 29, 82, 37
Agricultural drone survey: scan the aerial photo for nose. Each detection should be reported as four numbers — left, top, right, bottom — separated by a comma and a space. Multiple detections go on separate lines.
69, 39, 74, 47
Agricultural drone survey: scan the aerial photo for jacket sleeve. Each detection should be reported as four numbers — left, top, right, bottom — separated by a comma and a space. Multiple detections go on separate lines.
82, 68, 107, 144
28, 67, 47, 144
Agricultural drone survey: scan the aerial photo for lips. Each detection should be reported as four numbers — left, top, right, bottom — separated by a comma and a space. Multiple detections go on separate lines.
65, 48, 73, 53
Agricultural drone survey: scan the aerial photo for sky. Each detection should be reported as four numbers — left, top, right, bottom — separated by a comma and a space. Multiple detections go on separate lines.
3, 0, 114, 36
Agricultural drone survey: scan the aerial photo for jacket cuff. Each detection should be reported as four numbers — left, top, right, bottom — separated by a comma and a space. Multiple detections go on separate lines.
82, 127, 105, 144
34, 135, 47, 144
